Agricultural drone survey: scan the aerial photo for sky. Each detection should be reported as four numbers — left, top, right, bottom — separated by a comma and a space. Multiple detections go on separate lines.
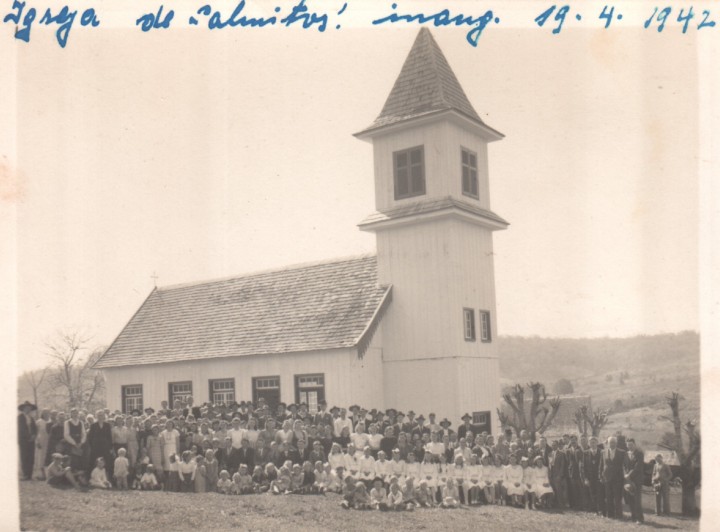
3, 6, 702, 372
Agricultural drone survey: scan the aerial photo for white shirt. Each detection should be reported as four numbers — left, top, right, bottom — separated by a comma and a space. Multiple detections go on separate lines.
334, 418, 353, 438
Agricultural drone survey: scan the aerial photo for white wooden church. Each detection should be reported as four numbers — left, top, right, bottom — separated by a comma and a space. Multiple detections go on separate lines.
95, 28, 509, 432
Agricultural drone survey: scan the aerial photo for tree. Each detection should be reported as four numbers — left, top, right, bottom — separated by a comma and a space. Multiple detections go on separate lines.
573, 405, 610, 437
21, 367, 49, 410
553, 378, 574, 395
497, 382, 561, 440
658, 392, 700, 516
45, 330, 106, 411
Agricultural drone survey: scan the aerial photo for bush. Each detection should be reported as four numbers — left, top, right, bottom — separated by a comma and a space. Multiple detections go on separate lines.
553, 378, 574, 395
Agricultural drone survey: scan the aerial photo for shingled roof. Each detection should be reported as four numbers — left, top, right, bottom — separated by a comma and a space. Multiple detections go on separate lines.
357, 28, 494, 135
95, 255, 391, 369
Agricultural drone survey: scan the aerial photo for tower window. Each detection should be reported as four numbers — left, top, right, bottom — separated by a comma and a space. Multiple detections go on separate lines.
393, 146, 425, 200
479, 310, 492, 342
463, 308, 476, 341
461, 148, 478, 198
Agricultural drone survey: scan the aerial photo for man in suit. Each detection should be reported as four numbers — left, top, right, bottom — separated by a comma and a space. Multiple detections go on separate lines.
567, 435, 585, 510
582, 436, 605, 515
599, 435, 629, 519
313, 400, 333, 427
549, 440, 569, 508
237, 438, 255, 471
624, 438, 645, 523
18, 401, 38, 480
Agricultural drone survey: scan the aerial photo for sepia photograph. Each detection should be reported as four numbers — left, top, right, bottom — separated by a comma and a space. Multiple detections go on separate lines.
3, 0, 716, 529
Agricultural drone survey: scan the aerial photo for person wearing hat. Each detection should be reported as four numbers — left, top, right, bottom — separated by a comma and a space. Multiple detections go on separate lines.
438, 418, 453, 438
18, 401, 38, 480
457, 414, 475, 440
400, 412, 416, 434
411, 415, 429, 439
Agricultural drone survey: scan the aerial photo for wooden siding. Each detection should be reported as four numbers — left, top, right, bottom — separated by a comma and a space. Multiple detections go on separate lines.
375, 217, 499, 363
103, 345, 383, 412
371, 118, 491, 211
382, 356, 499, 429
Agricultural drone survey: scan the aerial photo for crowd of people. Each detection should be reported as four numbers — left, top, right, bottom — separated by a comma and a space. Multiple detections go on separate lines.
18, 397, 674, 520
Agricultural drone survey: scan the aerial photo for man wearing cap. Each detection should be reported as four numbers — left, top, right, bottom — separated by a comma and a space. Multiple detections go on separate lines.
18, 401, 38, 480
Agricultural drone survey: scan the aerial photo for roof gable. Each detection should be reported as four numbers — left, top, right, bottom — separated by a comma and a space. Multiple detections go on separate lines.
358, 28, 485, 135
95, 255, 390, 368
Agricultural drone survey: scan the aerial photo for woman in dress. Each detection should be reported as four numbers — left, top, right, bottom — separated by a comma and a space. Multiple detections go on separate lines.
33, 409, 51, 479
45, 412, 66, 466
64, 408, 87, 472
244, 418, 260, 448
532, 455, 554, 508
125, 417, 139, 469
159, 420, 180, 475
504, 453, 525, 507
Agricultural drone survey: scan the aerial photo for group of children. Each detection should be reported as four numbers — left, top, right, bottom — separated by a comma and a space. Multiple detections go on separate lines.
74, 439, 554, 513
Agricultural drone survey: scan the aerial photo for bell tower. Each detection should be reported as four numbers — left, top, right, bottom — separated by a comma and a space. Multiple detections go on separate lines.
355, 28, 508, 431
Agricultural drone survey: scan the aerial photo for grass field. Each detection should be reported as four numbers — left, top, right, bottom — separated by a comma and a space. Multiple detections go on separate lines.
19, 482, 699, 531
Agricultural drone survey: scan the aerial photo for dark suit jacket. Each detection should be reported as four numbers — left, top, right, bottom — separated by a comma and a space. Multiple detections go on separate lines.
599, 447, 628, 484
18, 413, 37, 445
582, 448, 602, 483
237, 447, 255, 469
550, 449, 568, 480
624, 449, 644, 484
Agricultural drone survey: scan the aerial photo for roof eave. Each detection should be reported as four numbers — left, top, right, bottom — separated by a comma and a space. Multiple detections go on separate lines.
354, 109, 504, 142
359, 206, 509, 233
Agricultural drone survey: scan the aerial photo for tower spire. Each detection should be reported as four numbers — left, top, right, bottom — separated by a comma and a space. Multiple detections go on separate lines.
357, 28, 498, 137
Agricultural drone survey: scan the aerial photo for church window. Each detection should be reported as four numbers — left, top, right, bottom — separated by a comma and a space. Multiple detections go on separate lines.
168, 381, 193, 405
295, 373, 325, 414
209, 378, 235, 404
121, 385, 143, 414
461, 148, 478, 198
253, 376, 281, 410
463, 308, 476, 341
393, 146, 425, 199
479, 311, 492, 342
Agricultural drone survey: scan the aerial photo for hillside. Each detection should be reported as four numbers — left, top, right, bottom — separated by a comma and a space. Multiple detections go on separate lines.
497, 331, 700, 448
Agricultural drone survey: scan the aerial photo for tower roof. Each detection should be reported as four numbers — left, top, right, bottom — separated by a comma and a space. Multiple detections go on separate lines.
357, 28, 491, 136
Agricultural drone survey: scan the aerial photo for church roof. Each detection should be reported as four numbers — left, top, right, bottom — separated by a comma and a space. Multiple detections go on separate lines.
357, 28, 491, 135
94, 255, 391, 369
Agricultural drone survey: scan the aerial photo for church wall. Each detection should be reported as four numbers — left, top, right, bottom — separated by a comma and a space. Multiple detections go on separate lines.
375, 217, 498, 363
382, 356, 499, 430
102, 345, 383, 412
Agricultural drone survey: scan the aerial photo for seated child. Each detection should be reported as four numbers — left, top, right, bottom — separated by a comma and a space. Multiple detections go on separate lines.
270, 466, 292, 494
326, 464, 343, 493
369, 477, 388, 510
441, 478, 460, 508
290, 464, 304, 493
313, 461, 328, 494
415, 479, 435, 508
252, 465, 269, 493
89, 457, 112, 489
353, 482, 371, 510
140, 464, 159, 490
47, 453, 82, 490
264, 462, 278, 484
301, 461, 316, 494
387, 481, 405, 511
216, 469, 233, 494
237, 464, 253, 494
402, 477, 418, 509
340, 475, 357, 509
114, 448, 130, 490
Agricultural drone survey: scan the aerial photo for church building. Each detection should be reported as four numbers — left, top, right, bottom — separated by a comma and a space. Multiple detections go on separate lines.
94, 28, 509, 431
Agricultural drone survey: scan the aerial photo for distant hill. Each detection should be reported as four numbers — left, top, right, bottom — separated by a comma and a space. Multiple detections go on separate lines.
497, 331, 700, 448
